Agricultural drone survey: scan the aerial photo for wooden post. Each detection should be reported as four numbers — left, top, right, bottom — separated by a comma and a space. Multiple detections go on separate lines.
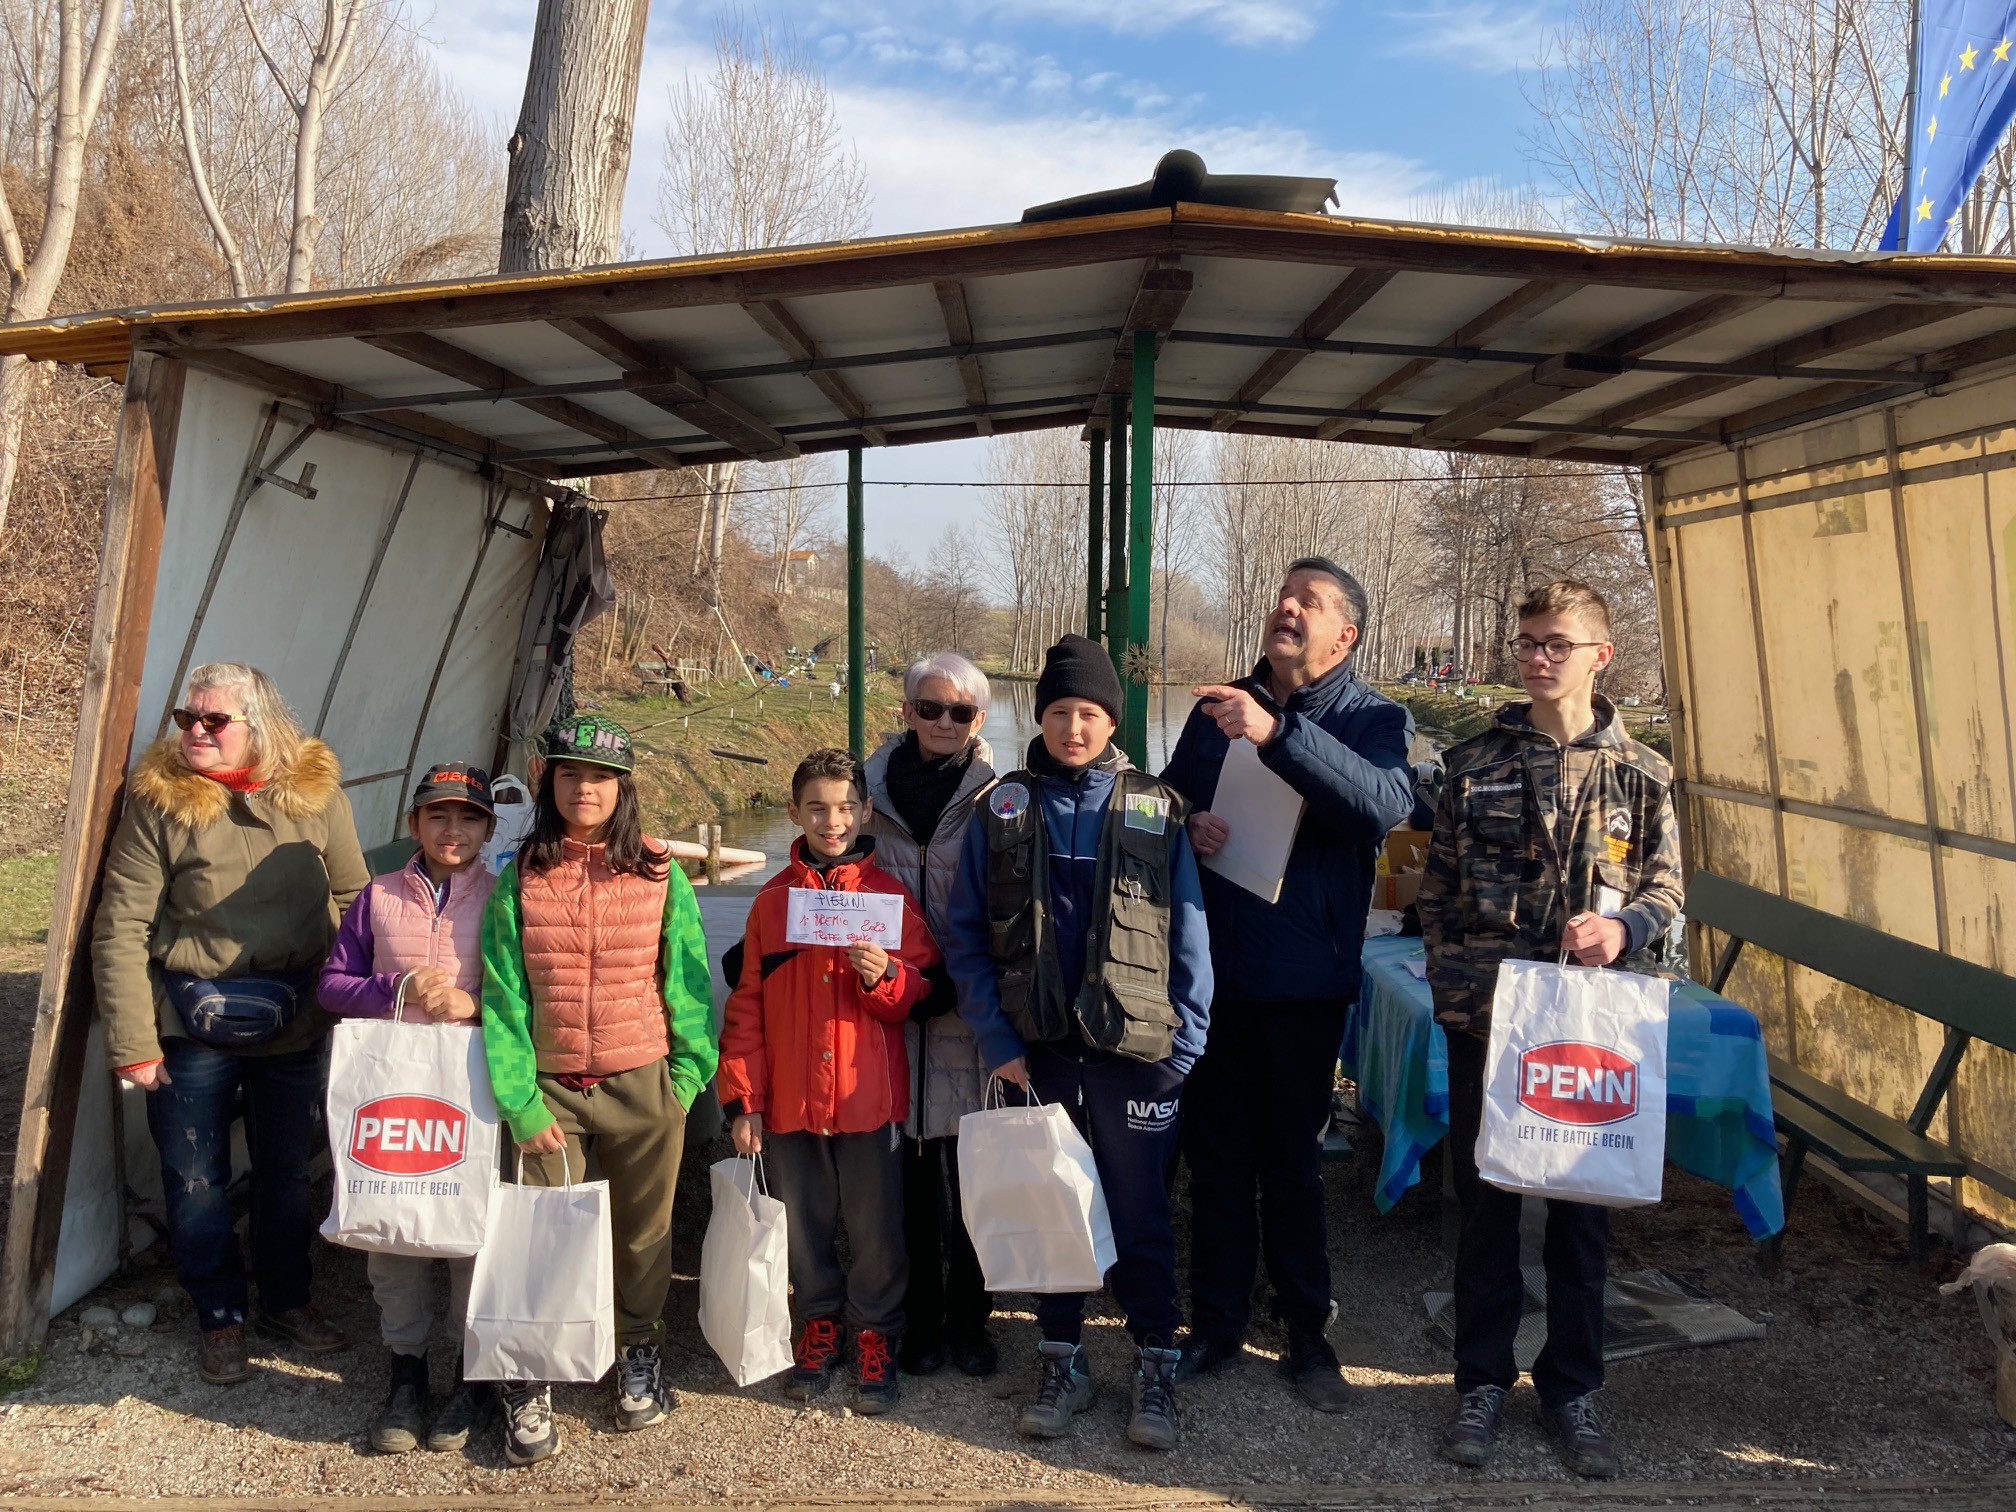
847, 446, 865, 758
1086, 432, 1104, 641
706, 823, 723, 886
0, 352, 184, 1361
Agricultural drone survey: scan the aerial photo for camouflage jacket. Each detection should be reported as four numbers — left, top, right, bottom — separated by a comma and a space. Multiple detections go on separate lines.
1417, 697, 1683, 1036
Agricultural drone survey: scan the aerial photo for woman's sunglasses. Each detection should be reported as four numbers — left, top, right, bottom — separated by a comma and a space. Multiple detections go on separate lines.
172, 708, 250, 735
913, 699, 978, 725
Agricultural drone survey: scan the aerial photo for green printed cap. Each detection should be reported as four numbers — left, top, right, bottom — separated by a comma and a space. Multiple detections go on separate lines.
544, 713, 636, 773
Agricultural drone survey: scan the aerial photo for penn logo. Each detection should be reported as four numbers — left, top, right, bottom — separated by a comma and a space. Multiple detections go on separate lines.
349, 1095, 469, 1175
1516, 1042, 1639, 1126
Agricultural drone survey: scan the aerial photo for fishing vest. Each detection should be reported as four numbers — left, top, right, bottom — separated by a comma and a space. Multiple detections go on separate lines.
981, 768, 1189, 1064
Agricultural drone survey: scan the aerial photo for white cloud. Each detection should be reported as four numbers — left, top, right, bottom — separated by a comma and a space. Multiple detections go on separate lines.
1385, 3, 1553, 74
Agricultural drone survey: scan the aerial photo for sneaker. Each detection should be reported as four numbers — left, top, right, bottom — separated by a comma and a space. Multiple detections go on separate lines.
898, 1326, 947, 1377
1016, 1340, 1096, 1438
1280, 1332, 1354, 1413
1540, 1393, 1621, 1479
196, 1323, 250, 1385
500, 1382, 561, 1467
784, 1316, 843, 1401
1127, 1342, 1182, 1451
1441, 1385, 1508, 1468
253, 1304, 348, 1355
614, 1342, 673, 1431
948, 1322, 999, 1378
1173, 1330, 1241, 1384
426, 1367, 491, 1452
370, 1352, 430, 1453
854, 1328, 901, 1415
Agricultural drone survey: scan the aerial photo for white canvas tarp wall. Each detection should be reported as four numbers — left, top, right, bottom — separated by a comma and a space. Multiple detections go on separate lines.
48, 364, 547, 1313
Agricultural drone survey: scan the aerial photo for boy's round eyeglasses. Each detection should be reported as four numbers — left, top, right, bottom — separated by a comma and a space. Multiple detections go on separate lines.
172, 708, 250, 733
1506, 636, 1605, 664
913, 699, 978, 725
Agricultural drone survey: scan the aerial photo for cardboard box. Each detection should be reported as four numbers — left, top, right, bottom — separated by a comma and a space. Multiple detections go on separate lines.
1373, 870, 1422, 910
1383, 827, 1431, 874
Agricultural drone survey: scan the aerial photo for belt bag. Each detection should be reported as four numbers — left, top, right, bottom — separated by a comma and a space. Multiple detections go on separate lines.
162, 968, 316, 1048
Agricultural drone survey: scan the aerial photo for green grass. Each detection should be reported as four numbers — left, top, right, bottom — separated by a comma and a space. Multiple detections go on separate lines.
0, 852, 56, 955
0, 1349, 38, 1396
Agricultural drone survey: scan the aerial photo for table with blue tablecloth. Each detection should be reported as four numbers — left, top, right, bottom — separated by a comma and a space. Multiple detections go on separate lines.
1340, 935, 1784, 1238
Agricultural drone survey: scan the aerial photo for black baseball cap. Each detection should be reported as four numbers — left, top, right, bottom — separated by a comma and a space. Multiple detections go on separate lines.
411, 762, 494, 815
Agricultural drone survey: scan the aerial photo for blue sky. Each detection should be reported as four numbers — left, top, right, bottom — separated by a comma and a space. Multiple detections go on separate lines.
421, 1, 1562, 553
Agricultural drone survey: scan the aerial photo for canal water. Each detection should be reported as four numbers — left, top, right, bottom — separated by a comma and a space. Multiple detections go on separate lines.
708, 680, 1202, 884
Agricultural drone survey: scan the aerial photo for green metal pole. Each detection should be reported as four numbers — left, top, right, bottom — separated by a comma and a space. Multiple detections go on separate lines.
1106, 394, 1128, 670
1126, 331, 1155, 763
847, 445, 865, 758
1086, 432, 1105, 641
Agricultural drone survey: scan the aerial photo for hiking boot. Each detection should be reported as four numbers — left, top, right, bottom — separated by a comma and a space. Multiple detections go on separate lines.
370, 1352, 430, 1454
898, 1326, 947, 1377
1173, 1330, 1241, 1384
1126, 1342, 1182, 1451
1280, 1332, 1354, 1413
500, 1382, 561, 1467
614, 1341, 673, 1431
426, 1364, 491, 1452
196, 1323, 250, 1385
1441, 1385, 1508, 1468
784, 1316, 843, 1401
1540, 1393, 1621, 1479
948, 1321, 999, 1378
854, 1328, 901, 1415
254, 1304, 347, 1355
1016, 1340, 1096, 1438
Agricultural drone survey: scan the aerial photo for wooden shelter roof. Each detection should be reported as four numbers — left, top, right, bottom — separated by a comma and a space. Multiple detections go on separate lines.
10, 202, 2016, 473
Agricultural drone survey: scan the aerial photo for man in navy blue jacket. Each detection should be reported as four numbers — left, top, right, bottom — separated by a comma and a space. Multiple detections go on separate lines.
1161, 557, 1414, 1410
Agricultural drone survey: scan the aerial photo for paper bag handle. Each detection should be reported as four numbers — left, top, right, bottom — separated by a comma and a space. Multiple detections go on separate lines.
512, 1140, 576, 1194
736, 1151, 769, 1200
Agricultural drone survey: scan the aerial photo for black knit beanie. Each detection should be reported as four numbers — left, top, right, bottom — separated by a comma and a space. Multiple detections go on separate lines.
1034, 633, 1125, 722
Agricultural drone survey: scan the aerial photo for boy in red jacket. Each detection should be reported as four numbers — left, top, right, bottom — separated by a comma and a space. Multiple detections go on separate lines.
719, 748, 939, 1414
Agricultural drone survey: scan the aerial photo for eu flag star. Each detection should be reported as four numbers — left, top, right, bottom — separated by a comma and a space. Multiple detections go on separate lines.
1918, 196, 1936, 221
1943, 72, 1954, 96
1930, 114, 1940, 141
1998, 38, 2012, 62
1963, 41, 1981, 69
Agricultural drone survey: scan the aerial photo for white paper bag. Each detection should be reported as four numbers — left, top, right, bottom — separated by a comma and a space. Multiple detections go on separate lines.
321, 1014, 499, 1257
697, 1156, 792, 1386
958, 1088, 1117, 1293
463, 1162, 616, 1383
1477, 958, 1671, 1208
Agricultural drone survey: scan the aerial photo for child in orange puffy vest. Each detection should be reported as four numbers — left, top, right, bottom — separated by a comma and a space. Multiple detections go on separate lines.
718, 747, 939, 1414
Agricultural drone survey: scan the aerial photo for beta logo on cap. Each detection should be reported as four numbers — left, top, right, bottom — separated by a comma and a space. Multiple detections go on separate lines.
348, 1094, 470, 1175
1516, 1041, 1640, 1126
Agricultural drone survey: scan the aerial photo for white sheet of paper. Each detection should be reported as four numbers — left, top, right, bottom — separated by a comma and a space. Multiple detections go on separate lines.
785, 888, 904, 949
1198, 738, 1306, 904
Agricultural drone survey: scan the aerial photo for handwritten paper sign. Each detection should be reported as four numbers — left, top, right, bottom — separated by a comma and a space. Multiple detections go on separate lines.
785, 888, 905, 949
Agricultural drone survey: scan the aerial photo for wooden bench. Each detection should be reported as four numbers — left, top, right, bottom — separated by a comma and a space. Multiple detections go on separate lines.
1686, 870, 2016, 1263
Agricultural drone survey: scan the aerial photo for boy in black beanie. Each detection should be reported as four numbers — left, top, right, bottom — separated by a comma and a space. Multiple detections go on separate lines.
943, 634, 1214, 1452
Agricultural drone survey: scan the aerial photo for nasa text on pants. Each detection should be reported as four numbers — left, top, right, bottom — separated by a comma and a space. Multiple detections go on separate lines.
321, 1017, 501, 1257
1476, 959, 1670, 1208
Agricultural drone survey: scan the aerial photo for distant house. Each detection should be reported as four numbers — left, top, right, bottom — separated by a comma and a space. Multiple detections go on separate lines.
780, 549, 820, 590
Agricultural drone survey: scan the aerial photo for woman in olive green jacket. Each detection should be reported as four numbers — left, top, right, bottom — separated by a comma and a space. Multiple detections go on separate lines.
92, 663, 368, 1386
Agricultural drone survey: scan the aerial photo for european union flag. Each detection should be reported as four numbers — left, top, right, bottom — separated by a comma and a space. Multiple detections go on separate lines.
1882, 1, 2016, 250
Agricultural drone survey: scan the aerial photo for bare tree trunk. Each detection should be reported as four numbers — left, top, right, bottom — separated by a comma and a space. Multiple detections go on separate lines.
502, 0, 651, 272
239, 0, 365, 293
170, 0, 250, 297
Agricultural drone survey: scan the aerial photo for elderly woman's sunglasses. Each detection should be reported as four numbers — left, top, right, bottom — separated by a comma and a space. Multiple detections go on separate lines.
913, 699, 978, 725
172, 708, 250, 734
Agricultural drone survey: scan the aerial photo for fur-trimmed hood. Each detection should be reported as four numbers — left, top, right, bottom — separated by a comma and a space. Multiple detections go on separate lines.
129, 734, 344, 829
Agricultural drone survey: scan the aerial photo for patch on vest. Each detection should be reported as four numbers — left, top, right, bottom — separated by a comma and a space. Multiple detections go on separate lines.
1122, 793, 1169, 834
1604, 807, 1633, 863
990, 781, 1031, 820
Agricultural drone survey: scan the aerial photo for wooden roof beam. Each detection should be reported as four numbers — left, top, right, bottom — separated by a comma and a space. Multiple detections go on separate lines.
360, 331, 697, 471
1419, 352, 1622, 442
744, 300, 889, 445
1211, 267, 1395, 430
1098, 264, 1195, 400
548, 316, 795, 461
934, 281, 991, 436
1530, 300, 1971, 458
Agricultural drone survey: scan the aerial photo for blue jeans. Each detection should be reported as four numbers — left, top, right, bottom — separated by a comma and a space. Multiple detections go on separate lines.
145, 1036, 324, 1332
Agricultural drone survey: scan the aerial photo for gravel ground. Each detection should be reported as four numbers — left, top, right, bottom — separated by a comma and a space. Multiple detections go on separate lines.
2, 1127, 2013, 1503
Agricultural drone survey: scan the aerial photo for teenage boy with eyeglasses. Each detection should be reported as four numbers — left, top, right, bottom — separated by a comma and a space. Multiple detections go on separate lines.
1417, 579, 1682, 1480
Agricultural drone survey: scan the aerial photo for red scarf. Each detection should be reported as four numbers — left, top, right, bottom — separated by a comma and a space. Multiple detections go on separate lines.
200, 766, 265, 794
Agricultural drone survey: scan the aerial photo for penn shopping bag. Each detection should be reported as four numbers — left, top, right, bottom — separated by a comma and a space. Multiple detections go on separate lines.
958, 1081, 1117, 1293
320, 997, 500, 1257
697, 1155, 793, 1386
463, 1152, 616, 1383
1477, 958, 1671, 1208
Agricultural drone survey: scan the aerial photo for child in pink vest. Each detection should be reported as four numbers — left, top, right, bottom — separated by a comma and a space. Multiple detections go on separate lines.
320, 762, 498, 1456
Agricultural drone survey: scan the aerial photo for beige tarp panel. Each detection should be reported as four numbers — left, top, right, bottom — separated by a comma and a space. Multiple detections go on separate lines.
1658, 365, 2016, 1229
50, 367, 546, 1313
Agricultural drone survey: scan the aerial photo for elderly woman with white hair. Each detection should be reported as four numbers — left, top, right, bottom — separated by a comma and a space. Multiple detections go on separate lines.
863, 651, 1000, 1377
92, 663, 368, 1386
